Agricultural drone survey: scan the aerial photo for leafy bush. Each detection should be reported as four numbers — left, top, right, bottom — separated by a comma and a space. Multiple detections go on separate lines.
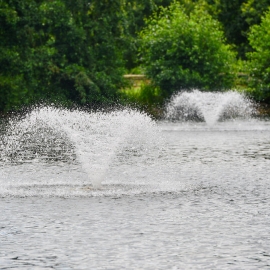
139, 1, 237, 97
120, 81, 164, 118
0, 0, 127, 112
247, 8, 270, 102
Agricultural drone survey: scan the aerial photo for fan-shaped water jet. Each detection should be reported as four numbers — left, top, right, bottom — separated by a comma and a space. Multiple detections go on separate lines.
0, 107, 159, 190
165, 90, 256, 125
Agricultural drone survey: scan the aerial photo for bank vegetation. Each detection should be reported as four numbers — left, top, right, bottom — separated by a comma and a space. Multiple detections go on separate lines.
1, 0, 270, 115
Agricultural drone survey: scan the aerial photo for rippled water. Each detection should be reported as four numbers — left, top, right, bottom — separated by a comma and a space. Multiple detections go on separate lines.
1, 106, 270, 269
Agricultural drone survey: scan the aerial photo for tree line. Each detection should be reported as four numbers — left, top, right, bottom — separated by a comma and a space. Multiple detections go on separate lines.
1, 0, 270, 113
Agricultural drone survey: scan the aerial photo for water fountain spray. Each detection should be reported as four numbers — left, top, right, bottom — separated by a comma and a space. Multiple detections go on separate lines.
166, 90, 255, 125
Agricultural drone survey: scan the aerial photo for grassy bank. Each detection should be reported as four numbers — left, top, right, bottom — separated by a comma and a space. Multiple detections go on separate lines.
120, 75, 165, 118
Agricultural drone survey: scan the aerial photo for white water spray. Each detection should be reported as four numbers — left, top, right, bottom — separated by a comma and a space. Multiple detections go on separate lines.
0, 107, 158, 189
166, 90, 255, 125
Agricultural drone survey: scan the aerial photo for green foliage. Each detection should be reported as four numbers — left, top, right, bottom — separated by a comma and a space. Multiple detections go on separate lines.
121, 82, 163, 117
241, 0, 270, 26
247, 8, 270, 102
203, 0, 270, 59
122, 83, 162, 104
2, 0, 270, 112
139, 1, 237, 96
123, 0, 210, 71
203, 0, 248, 58
241, 0, 270, 57
122, 0, 159, 71
0, 0, 127, 112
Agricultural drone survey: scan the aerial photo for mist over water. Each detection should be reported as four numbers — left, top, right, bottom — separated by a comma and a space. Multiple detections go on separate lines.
1, 92, 270, 269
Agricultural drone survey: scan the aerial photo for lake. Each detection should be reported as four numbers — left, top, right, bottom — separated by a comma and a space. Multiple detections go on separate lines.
0, 95, 270, 269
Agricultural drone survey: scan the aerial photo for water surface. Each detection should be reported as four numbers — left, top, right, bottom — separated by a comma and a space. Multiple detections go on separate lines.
0, 106, 270, 269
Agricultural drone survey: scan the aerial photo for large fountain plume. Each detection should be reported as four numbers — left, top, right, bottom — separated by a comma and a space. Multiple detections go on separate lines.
0, 107, 159, 190
165, 90, 256, 125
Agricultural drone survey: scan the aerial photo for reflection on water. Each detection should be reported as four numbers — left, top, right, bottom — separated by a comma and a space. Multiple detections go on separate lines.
0, 106, 270, 269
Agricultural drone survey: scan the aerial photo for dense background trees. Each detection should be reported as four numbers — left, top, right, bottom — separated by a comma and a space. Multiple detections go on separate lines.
247, 7, 270, 103
0, 0, 129, 112
1, 0, 270, 113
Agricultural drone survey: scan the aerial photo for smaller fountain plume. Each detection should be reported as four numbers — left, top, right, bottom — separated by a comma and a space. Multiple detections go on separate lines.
165, 90, 255, 125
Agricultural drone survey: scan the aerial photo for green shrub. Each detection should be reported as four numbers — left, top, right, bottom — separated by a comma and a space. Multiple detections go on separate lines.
247, 8, 270, 102
139, 1, 237, 97
122, 83, 162, 104
0, 0, 127, 113
120, 82, 164, 117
